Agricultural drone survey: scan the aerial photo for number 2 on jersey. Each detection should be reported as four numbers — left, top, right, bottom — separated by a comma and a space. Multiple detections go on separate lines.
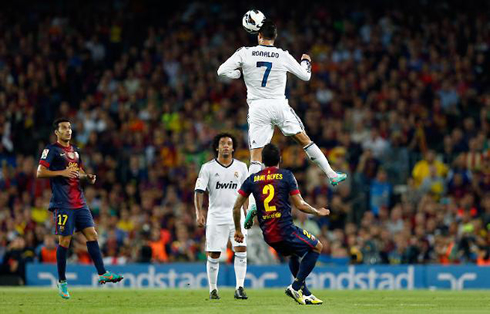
262, 184, 277, 212
256, 61, 272, 87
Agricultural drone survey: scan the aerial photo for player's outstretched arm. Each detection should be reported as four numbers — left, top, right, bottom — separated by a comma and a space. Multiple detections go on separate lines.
36, 165, 78, 179
194, 191, 206, 228
232, 194, 248, 242
291, 193, 330, 217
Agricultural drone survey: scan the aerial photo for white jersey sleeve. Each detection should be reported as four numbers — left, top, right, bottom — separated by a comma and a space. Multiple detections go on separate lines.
195, 164, 210, 192
217, 48, 243, 79
284, 52, 311, 81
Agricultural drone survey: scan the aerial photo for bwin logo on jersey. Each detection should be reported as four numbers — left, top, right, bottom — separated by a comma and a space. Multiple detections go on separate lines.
216, 181, 238, 190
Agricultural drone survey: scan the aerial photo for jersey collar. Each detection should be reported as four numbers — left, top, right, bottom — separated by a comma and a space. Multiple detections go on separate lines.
54, 142, 72, 150
259, 44, 274, 47
215, 158, 234, 168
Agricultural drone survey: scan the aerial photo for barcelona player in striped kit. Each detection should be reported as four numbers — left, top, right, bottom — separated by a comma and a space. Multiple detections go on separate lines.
37, 118, 123, 299
232, 144, 329, 305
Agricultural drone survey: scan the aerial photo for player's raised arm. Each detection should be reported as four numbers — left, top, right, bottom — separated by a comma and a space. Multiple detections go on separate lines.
217, 48, 243, 79
285, 52, 311, 81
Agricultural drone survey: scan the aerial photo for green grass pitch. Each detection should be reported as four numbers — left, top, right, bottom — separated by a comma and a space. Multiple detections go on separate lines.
1, 288, 489, 313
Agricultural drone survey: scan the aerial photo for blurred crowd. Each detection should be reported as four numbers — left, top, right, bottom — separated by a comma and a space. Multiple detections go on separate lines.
2, 0, 490, 281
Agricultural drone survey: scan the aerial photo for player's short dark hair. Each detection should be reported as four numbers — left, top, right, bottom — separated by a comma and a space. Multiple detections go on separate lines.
53, 118, 70, 131
259, 19, 277, 40
262, 143, 281, 167
212, 132, 237, 156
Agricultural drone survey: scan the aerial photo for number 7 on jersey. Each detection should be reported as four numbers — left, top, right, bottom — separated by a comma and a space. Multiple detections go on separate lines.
256, 61, 272, 87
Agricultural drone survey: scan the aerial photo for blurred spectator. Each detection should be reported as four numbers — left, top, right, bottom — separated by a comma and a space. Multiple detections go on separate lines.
36, 235, 57, 263
369, 169, 392, 216
412, 150, 449, 187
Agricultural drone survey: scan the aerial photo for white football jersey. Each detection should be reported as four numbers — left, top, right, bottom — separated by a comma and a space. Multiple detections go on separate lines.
217, 45, 311, 103
195, 159, 249, 225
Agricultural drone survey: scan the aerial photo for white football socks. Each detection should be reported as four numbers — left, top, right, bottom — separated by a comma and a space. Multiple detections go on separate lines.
248, 161, 263, 175
234, 251, 247, 289
207, 256, 220, 292
304, 142, 337, 178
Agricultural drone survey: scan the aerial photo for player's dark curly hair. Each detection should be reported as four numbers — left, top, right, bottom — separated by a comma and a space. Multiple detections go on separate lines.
53, 118, 70, 131
262, 143, 281, 167
259, 19, 277, 40
212, 132, 237, 156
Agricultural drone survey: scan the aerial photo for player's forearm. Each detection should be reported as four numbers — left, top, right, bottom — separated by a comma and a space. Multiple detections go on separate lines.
78, 168, 88, 180
233, 203, 242, 231
194, 192, 204, 217
298, 60, 312, 81
36, 166, 62, 178
217, 57, 241, 79
296, 201, 320, 215
233, 195, 247, 231
217, 68, 241, 79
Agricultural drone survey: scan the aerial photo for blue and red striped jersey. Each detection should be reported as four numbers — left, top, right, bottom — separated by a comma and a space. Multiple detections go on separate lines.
238, 167, 300, 243
39, 143, 88, 210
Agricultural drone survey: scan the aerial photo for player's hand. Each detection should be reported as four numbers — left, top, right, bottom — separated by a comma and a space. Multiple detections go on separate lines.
61, 168, 79, 179
301, 54, 311, 62
234, 230, 244, 243
196, 215, 205, 228
87, 174, 96, 184
316, 208, 330, 217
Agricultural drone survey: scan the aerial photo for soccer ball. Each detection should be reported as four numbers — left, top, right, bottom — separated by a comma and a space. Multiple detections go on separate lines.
242, 10, 266, 34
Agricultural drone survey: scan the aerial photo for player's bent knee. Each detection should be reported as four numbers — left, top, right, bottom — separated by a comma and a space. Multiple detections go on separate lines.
250, 149, 263, 162
58, 236, 72, 247
208, 252, 221, 259
83, 228, 98, 241
234, 246, 247, 253
292, 132, 311, 147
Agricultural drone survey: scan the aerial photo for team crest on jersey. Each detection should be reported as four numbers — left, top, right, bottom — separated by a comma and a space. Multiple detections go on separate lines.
234, 171, 239, 178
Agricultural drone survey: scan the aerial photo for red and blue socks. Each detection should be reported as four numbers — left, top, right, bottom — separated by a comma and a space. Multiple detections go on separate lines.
86, 241, 107, 275
56, 245, 68, 282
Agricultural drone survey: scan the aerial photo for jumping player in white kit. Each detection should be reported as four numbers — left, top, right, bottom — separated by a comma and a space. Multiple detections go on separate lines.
217, 19, 347, 228
194, 133, 249, 300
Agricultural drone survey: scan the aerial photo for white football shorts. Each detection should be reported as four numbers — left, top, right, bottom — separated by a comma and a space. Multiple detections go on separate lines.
247, 99, 305, 149
205, 223, 247, 252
